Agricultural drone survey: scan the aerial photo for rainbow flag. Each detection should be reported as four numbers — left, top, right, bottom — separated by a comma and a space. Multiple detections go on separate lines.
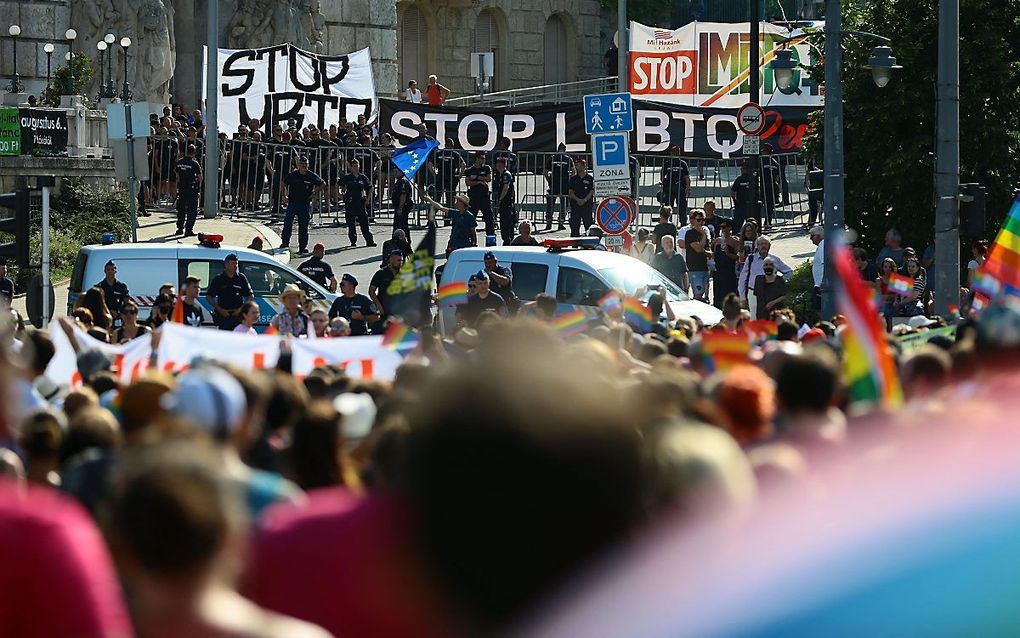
598, 291, 622, 312
835, 245, 902, 408
552, 308, 589, 338
437, 281, 468, 306
700, 329, 751, 372
382, 320, 419, 351
887, 272, 915, 296
744, 319, 778, 344
972, 292, 990, 315
622, 295, 653, 331
981, 193, 1020, 293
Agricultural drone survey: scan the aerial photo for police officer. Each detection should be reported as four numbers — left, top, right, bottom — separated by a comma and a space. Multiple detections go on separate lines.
328, 273, 380, 336
659, 145, 691, 224
0, 258, 13, 307
281, 155, 325, 255
494, 156, 516, 245
174, 143, 203, 237
95, 260, 129, 322
465, 151, 494, 237
544, 143, 573, 231
491, 137, 518, 175
342, 158, 376, 247
567, 159, 595, 237
206, 253, 254, 330
730, 159, 755, 228
298, 242, 338, 293
390, 169, 414, 244
483, 251, 518, 313
429, 138, 465, 221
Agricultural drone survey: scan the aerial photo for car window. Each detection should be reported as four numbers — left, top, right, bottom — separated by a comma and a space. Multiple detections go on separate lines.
183, 260, 219, 292
511, 262, 548, 301
556, 266, 609, 306
241, 262, 323, 299
599, 263, 691, 302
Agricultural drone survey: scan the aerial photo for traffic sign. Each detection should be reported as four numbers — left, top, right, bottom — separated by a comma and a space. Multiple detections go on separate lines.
596, 195, 635, 236
584, 92, 634, 134
742, 134, 760, 156
737, 102, 766, 136
591, 132, 631, 194
605, 235, 625, 247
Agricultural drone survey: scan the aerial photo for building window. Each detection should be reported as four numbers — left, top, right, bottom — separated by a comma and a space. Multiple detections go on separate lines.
473, 10, 501, 91
399, 5, 429, 90
544, 15, 569, 85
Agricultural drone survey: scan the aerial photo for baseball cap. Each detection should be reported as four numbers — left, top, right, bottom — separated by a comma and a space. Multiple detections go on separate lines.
224, 253, 238, 263
160, 367, 247, 439
483, 251, 496, 260
474, 270, 489, 281
341, 273, 359, 286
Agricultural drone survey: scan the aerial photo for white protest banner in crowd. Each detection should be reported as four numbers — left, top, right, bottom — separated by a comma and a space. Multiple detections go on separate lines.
45, 323, 153, 388
157, 323, 282, 373
208, 44, 377, 136
290, 336, 403, 380
628, 21, 821, 108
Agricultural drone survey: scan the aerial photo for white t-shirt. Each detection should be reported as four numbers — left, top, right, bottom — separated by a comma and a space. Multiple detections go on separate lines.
233, 324, 257, 335
406, 88, 422, 103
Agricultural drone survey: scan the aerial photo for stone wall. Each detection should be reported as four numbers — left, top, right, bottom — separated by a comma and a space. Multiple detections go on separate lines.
320, 0, 399, 99
0, 0, 73, 99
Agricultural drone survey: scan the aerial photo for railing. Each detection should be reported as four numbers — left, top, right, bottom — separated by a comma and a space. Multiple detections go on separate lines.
445, 77, 620, 108
82, 110, 111, 159
140, 136, 814, 236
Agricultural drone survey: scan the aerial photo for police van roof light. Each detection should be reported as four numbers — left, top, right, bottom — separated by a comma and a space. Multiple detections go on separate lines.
542, 237, 602, 251
198, 233, 223, 248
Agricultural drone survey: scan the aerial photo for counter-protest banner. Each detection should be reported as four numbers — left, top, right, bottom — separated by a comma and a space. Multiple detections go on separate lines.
290, 336, 403, 380
0, 108, 20, 156
629, 21, 821, 109
19, 108, 68, 155
207, 44, 377, 137
45, 323, 152, 388
380, 98, 812, 159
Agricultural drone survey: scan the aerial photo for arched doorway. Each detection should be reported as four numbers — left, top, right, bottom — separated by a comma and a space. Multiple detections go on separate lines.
543, 14, 570, 85
399, 5, 430, 91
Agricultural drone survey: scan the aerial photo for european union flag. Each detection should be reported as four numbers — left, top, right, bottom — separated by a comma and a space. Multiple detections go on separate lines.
391, 136, 439, 181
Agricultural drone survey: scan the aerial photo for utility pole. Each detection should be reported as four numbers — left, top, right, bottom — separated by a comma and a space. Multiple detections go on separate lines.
204, 0, 219, 219
617, 0, 628, 92
933, 0, 959, 317
819, 0, 844, 321
749, 0, 761, 229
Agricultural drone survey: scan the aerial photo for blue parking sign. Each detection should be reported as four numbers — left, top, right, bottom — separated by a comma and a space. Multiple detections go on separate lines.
584, 92, 634, 134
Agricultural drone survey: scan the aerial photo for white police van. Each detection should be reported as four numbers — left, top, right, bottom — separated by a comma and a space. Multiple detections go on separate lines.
437, 238, 723, 335
68, 236, 335, 328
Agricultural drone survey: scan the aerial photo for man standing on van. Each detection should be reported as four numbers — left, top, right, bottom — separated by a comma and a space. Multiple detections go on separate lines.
567, 159, 595, 237
96, 260, 129, 322
298, 243, 337, 293
281, 155, 325, 255
175, 144, 203, 237
207, 254, 253, 331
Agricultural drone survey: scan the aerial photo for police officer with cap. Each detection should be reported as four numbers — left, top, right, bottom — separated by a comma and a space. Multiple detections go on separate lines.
206, 253, 254, 330
95, 260, 129, 322
328, 273, 380, 336
298, 242, 337, 293
0, 258, 14, 307
494, 156, 517, 246
342, 158, 376, 247
464, 150, 494, 237
175, 143, 203, 236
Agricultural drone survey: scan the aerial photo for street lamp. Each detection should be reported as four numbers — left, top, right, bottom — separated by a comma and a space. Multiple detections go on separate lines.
7, 24, 23, 94
43, 43, 54, 88
770, 48, 799, 92
64, 28, 77, 95
104, 33, 116, 97
120, 36, 132, 102
863, 46, 903, 88
97, 41, 107, 100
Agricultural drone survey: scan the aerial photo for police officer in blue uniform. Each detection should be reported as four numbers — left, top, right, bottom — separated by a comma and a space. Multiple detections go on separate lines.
95, 260, 129, 322
175, 143, 203, 237
206, 253, 254, 330
328, 273, 379, 336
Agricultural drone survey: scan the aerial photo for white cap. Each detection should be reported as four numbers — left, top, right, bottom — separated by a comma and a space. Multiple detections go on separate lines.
161, 367, 246, 438
333, 392, 376, 441
908, 315, 937, 330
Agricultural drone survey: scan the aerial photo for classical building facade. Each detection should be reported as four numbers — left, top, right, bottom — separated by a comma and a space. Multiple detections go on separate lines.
1, 0, 609, 109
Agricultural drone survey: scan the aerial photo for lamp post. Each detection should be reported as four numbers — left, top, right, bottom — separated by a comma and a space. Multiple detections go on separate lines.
43, 43, 54, 89
104, 33, 115, 97
64, 28, 77, 95
120, 36, 132, 101
7, 24, 23, 94
97, 41, 107, 101
770, 7, 901, 321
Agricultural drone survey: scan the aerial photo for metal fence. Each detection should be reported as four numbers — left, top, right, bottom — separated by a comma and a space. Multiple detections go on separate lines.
141, 136, 815, 234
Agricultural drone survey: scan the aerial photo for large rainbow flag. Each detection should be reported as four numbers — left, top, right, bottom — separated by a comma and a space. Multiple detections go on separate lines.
974, 193, 1020, 304
834, 244, 902, 408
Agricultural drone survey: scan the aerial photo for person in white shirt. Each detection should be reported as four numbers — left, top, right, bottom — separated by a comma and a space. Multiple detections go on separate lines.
738, 235, 793, 319
628, 228, 656, 263
233, 301, 260, 335
809, 225, 825, 313
406, 80, 422, 103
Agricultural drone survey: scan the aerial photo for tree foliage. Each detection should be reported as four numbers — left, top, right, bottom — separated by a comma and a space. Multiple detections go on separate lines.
41, 53, 94, 107
802, 0, 1020, 257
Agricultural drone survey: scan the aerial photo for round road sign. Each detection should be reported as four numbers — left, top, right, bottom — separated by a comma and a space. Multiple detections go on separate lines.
737, 102, 766, 136
596, 195, 636, 236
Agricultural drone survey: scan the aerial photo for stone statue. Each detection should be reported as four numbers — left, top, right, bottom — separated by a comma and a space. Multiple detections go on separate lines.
136, 0, 176, 104
70, 0, 121, 99
226, 0, 326, 52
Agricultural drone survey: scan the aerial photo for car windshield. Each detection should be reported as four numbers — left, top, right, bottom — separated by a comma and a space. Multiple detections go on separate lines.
598, 263, 691, 302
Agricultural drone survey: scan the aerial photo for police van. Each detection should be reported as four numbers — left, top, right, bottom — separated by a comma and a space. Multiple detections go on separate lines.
437, 238, 723, 335
68, 236, 335, 328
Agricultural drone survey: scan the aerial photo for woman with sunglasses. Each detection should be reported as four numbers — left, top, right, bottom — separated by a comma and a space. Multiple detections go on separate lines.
113, 300, 151, 344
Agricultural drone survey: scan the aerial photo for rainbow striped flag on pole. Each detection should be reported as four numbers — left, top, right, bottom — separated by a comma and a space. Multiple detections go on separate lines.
622, 295, 653, 331
437, 281, 468, 306
700, 330, 751, 372
887, 272, 915, 296
974, 193, 1020, 300
834, 244, 902, 408
552, 308, 589, 338
382, 320, 419, 351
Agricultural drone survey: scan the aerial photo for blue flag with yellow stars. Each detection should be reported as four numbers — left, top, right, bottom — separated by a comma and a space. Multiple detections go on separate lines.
390, 136, 439, 180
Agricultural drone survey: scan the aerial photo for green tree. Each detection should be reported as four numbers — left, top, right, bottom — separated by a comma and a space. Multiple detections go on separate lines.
41, 53, 94, 107
802, 0, 1020, 258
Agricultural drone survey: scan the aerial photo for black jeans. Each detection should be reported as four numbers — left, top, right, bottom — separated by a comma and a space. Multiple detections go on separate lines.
282, 201, 311, 250
545, 193, 568, 226
661, 181, 688, 224
498, 201, 516, 245
345, 199, 374, 244
176, 193, 198, 233
392, 201, 412, 244
569, 203, 594, 237
469, 188, 494, 236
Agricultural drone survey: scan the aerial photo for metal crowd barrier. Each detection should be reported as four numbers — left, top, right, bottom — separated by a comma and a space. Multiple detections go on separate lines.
140, 135, 813, 234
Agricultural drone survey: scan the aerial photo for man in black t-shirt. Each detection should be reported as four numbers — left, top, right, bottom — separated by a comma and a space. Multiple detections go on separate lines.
95, 260, 129, 321
457, 270, 507, 326
369, 249, 404, 329
659, 145, 691, 224
490, 137, 518, 175
684, 210, 711, 302
298, 243, 337, 293
175, 144, 203, 237
464, 151, 494, 237
179, 275, 209, 327
494, 157, 516, 245
567, 159, 595, 237
206, 253, 254, 330
390, 170, 414, 244
281, 155, 325, 254
730, 159, 755, 228
328, 273, 379, 336
544, 144, 573, 231
342, 158, 376, 247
